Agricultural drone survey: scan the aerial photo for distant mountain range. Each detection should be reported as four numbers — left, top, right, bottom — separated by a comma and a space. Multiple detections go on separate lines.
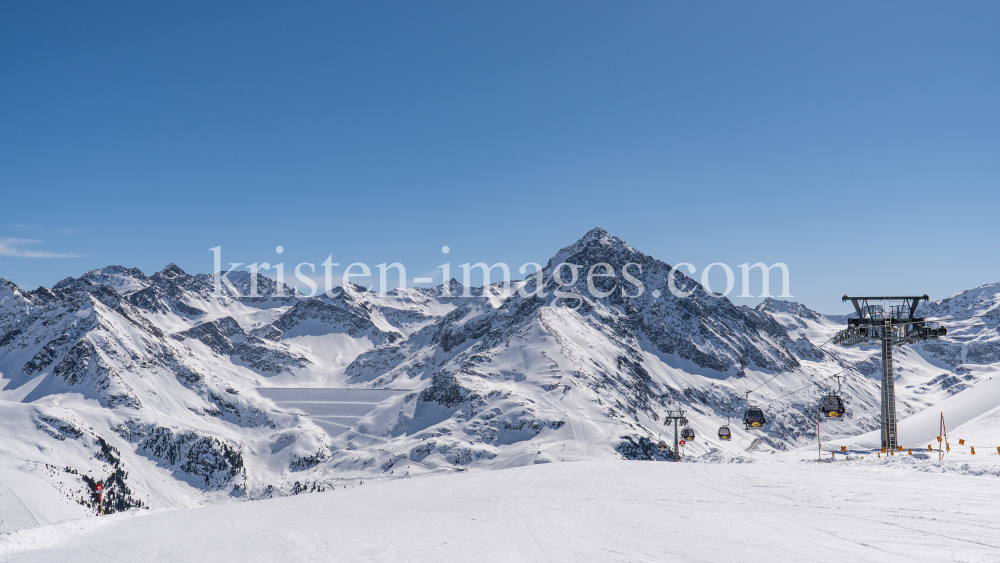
1, 228, 997, 521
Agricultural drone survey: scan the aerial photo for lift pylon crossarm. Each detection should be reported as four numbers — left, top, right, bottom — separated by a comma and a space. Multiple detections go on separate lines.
835, 295, 946, 347
842, 295, 928, 319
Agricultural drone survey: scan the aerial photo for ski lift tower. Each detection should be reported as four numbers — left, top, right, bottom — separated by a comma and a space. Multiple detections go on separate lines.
662, 410, 687, 461
833, 295, 946, 451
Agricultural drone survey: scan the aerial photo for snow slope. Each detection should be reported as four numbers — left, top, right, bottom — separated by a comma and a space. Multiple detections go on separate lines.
3, 458, 999, 562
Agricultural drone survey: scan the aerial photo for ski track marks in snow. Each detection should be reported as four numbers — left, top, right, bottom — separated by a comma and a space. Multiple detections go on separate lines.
3, 459, 1000, 562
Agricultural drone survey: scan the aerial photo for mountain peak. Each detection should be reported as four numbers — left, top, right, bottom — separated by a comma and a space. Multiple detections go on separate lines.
79, 266, 150, 295
157, 263, 189, 279
0, 277, 27, 305
576, 227, 627, 249
545, 228, 638, 272
577, 227, 633, 252
756, 297, 821, 321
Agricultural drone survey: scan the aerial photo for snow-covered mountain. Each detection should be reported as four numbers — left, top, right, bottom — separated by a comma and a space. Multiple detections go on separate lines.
1, 228, 998, 526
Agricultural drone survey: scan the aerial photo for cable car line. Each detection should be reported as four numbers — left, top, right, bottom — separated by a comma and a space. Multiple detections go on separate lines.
675, 369, 852, 422
758, 370, 849, 406
925, 311, 1000, 323
658, 315, 995, 435
747, 371, 785, 395
939, 320, 1000, 330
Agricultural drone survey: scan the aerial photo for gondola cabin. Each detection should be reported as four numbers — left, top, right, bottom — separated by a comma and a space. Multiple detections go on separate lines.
680, 427, 695, 441
744, 407, 767, 429
820, 395, 846, 419
718, 425, 731, 440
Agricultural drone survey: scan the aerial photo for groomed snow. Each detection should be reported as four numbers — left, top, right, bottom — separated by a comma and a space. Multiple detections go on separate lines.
3, 457, 999, 562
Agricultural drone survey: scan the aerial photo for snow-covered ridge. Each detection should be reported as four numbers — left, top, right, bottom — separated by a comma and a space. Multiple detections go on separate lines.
0, 229, 998, 531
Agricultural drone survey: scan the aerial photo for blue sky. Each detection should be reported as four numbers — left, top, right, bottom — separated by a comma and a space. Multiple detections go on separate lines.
1, 1, 998, 313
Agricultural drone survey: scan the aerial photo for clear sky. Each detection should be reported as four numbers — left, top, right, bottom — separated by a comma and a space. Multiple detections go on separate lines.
1, 1, 998, 313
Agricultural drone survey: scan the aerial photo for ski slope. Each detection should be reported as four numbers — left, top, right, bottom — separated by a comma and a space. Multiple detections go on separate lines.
2, 458, 999, 562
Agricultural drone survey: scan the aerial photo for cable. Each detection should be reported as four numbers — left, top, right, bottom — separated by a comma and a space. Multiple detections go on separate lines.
680, 414, 727, 422
747, 371, 785, 395
943, 334, 996, 340
672, 316, 991, 423
948, 438, 1000, 448
941, 321, 1000, 329
679, 367, 853, 420
758, 370, 849, 406
925, 311, 1000, 323
813, 333, 837, 350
